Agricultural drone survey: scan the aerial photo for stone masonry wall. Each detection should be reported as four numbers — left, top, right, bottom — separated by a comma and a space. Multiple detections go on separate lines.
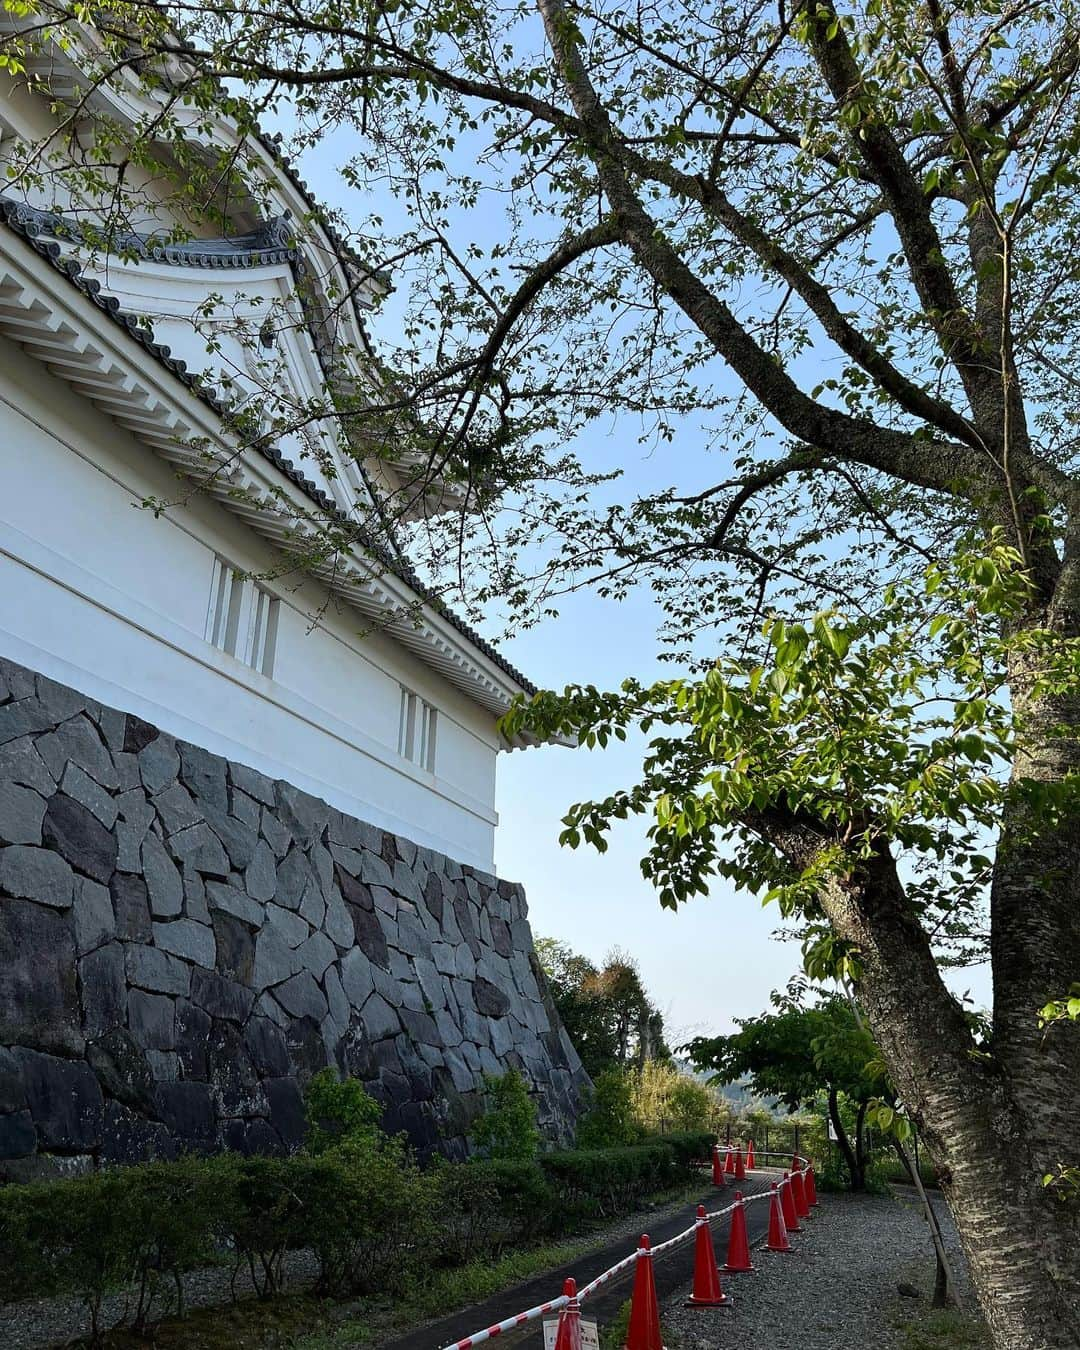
0, 655, 588, 1178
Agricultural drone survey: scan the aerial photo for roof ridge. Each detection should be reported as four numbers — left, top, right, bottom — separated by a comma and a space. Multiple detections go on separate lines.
0, 194, 535, 699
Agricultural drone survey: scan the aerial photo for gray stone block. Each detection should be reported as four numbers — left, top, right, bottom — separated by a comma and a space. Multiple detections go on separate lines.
14, 1049, 104, 1151
246, 839, 277, 902
0, 899, 81, 1055
37, 716, 118, 789
128, 989, 176, 1050
274, 971, 329, 1023
434, 1010, 463, 1048
310, 842, 333, 893
299, 878, 325, 929
111, 749, 142, 793
324, 965, 349, 1033
229, 788, 261, 830
360, 991, 401, 1041
323, 888, 353, 949
59, 763, 117, 831
0, 1110, 36, 1160
138, 735, 179, 794
36, 675, 95, 723
167, 823, 229, 876
399, 1006, 439, 1045
0, 843, 74, 906
414, 958, 448, 1011
0, 700, 60, 750
175, 1000, 212, 1079
80, 942, 126, 1037
340, 947, 374, 1008
358, 851, 394, 889
178, 742, 228, 811
252, 925, 303, 990
183, 869, 211, 924
206, 880, 263, 927
244, 1016, 290, 1077
264, 1077, 306, 1147
157, 1081, 215, 1143
274, 781, 328, 847
191, 969, 253, 1023
153, 919, 216, 969
110, 873, 152, 942
260, 806, 292, 858
0, 736, 56, 795
371, 884, 397, 917
125, 944, 192, 996
297, 930, 336, 979
230, 761, 276, 806
152, 782, 202, 835
0, 781, 47, 845
203, 804, 258, 870
142, 832, 184, 918
274, 846, 312, 910
265, 903, 309, 950
42, 793, 117, 884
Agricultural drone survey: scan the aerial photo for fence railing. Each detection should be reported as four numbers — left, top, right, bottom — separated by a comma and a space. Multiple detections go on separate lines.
439, 1148, 815, 1350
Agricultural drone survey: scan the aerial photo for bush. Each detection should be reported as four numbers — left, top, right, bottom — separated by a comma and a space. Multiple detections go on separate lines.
576, 1068, 642, 1148
304, 1067, 383, 1155
646, 1131, 715, 1169
0, 1083, 706, 1340
300, 1138, 435, 1296
432, 1157, 553, 1262
540, 1142, 682, 1221
470, 1069, 540, 1160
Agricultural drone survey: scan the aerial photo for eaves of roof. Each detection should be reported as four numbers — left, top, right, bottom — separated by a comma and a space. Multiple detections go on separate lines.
0, 194, 536, 699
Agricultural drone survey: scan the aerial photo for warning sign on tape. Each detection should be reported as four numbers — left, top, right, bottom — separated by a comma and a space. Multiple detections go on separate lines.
543, 1318, 599, 1350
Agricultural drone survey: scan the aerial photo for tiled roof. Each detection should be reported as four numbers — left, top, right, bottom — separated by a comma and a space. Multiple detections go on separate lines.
0, 194, 535, 698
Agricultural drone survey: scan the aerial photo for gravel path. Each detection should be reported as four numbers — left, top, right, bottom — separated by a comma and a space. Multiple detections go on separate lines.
0, 1250, 322, 1350
663, 1188, 988, 1350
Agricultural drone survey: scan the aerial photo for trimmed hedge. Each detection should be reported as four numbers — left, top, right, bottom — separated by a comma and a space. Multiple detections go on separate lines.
0, 1130, 714, 1342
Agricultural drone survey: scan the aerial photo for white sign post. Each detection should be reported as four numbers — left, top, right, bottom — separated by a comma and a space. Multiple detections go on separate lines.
543, 1317, 600, 1350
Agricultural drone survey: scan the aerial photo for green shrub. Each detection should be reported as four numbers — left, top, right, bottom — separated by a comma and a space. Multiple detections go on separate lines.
214, 1154, 311, 1298
576, 1068, 642, 1148
470, 1069, 540, 1160
304, 1068, 383, 1155
540, 1142, 681, 1221
645, 1131, 715, 1169
299, 1136, 435, 1296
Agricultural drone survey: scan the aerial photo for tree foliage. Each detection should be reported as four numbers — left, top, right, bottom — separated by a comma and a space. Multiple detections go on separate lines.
536, 937, 670, 1077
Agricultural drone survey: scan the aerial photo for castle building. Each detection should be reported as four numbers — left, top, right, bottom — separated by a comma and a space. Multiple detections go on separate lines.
0, 17, 586, 1173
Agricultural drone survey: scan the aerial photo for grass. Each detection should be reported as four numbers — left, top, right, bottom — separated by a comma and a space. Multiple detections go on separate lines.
893, 1306, 992, 1349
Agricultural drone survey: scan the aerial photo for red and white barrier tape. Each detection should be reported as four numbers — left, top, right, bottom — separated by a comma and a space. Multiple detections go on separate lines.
438, 1156, 812, 1349
440, 1292, 571, 1350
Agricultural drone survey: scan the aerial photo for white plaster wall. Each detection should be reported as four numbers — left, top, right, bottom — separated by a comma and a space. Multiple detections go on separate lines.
0, 333, 500, 868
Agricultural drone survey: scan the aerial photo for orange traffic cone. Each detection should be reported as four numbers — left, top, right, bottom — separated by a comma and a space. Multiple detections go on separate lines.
723, 1191, 755, 1273
625, 1235, 665, 1350
806, 1164, 819, 1207
712, 1144, 725, 1187
733, 1145, 746, 1181
686, 1206, 730, 1306
553, 1278, 583, 1350
780, 1172, 801, 1233
723, 1144, 735, 1175
746, 1138, 756, 1169
767, 1182, 791, 1252
791, 1162, 810, 1219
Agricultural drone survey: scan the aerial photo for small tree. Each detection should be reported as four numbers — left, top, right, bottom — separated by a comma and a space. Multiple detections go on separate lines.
687, 994, 880, 1190
470, 1070, 540, 1161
